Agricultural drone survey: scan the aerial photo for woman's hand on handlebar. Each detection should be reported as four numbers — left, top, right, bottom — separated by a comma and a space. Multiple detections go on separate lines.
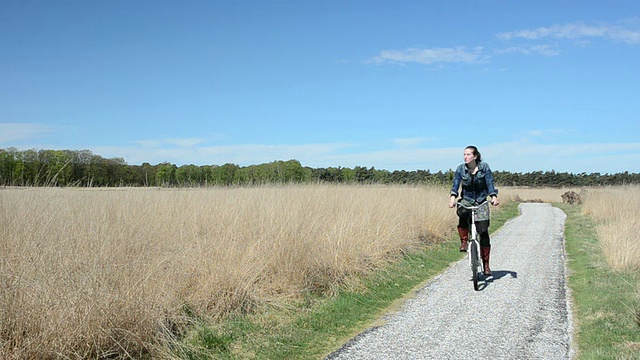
449, 196, 457, 208
491, 196, 500, 206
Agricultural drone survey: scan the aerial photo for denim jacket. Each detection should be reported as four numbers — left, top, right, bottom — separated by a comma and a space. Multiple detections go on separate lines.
450, 161, 498, 205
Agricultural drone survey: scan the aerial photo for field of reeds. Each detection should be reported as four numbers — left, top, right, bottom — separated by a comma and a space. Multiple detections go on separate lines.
0, 184, 457, 358
580, 185, 640, 271
500, 185, 640, 271
560, 185, 640, 358
2, 184, 636, 359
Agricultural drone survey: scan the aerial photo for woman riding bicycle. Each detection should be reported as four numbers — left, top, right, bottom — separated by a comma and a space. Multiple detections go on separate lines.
448, 145, 499, 276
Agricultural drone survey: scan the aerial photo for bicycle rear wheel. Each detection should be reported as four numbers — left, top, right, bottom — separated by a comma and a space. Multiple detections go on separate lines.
470, 241, 480, 291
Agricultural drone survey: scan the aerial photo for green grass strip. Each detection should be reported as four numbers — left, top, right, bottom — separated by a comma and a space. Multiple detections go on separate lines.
176, 201, 520, 359
559, 203, 640, 359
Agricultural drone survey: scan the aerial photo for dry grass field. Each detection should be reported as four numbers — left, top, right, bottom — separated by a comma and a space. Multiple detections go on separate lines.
2, 184, 636, 358
0, 184, 456, 358
581, 185, 640, 271
501, 185, 639, 271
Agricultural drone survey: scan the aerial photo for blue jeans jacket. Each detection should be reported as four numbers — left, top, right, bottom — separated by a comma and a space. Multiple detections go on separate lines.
450, 161, 498, 205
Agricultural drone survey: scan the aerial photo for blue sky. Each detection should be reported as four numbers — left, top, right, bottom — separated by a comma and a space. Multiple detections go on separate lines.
2, 1, 639, 173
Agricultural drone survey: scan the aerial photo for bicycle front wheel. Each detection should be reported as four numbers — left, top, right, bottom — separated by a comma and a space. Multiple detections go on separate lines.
470, 242, 480, 291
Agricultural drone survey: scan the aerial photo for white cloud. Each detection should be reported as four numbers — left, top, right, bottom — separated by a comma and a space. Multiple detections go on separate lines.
370, 20, 639, 69
370, 46, 485, 65
79, 138, 640, 174
495, 44, 561, 57
300, 141, 640, 173
329, 147, 461, 171
0, 123, 55, 144
484, 141, 640, 173
92, 142, 354, 166
497, 22, 640, 44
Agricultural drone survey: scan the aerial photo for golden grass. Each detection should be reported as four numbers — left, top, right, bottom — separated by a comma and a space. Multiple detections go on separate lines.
0, 184, 455, 358
581, 185, 640, 271
500, 185, 639, 271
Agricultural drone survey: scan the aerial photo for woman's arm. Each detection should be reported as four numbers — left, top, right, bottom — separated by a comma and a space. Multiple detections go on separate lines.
449, 166, 462, 208
484, 164, 499, 206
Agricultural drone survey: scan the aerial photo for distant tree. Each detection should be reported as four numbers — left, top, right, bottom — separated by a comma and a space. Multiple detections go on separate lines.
210, 163, 239, 186
176, 164, 203, 186
374, 168, 392, 184
312, 167, 343, 182
341, 167, 355, 183
140, 162, 156, 186
3, 147, 640, 187
280, 159, 306, 182
155, 162, 177, 187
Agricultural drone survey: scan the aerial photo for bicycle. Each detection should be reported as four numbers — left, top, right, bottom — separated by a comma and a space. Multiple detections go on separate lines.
457, 201, 487, 291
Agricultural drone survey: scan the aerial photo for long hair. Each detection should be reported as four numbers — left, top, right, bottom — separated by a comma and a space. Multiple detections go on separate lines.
465, 145, 482, 162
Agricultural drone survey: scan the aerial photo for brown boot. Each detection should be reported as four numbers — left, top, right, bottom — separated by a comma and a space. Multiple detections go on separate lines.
457, 227, 469, 252
481, 245, 492, 276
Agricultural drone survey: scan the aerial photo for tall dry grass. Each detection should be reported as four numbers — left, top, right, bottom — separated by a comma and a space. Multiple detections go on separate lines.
500, 185, 639, 270
581, 185, 640, 271
0, 184, 455, 358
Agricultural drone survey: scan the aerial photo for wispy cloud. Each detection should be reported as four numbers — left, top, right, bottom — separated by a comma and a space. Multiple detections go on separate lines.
494, 44, 561, 57
370, 46, 485, 65
0, 123, 55, 144
93, 141, 354, 166
371, 20, 639, 68
497, 21, 640, 44
485, 141, 640, 173
298, 140, 640, 173
72, 139, 640, 174
310, 146, 459, 171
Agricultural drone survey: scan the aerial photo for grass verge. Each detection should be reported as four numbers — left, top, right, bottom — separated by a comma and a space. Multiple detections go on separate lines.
175, 201, 520, 359
559, 203, 640, 359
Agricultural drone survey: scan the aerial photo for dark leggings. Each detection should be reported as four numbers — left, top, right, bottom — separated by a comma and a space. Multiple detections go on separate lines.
457, 212, 491, 247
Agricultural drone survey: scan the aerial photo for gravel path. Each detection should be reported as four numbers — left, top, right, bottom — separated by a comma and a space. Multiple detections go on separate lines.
326, 203, 574, 360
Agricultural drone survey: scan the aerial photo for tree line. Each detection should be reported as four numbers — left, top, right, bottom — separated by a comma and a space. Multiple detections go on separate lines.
1, 148, 639, 187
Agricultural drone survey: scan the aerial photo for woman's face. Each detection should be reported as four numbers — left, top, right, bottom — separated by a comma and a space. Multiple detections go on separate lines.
463, 148, 476, 164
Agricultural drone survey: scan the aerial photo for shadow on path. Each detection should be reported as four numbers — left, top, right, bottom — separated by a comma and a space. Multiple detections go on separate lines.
476, 270, 518, 291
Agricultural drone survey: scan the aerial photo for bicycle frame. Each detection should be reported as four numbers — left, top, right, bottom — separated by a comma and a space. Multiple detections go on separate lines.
457, 201, 487, 290
468, 206, 482, 273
